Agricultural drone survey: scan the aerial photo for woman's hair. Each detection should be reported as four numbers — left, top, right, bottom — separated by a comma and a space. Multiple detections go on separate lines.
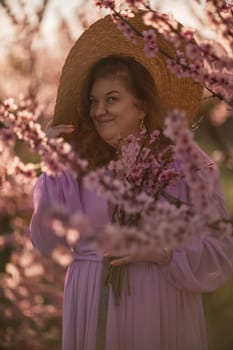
71, 54, 165, 169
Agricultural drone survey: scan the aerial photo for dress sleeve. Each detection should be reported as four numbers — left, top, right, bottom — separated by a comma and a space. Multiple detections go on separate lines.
29, 172, 70, 256
161, 161, 233, 293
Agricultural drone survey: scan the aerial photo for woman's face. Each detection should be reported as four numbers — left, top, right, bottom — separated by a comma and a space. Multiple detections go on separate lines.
89, 77, 145, 147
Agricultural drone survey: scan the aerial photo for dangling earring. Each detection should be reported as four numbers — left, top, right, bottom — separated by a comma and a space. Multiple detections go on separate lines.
139, 119, 147, 137
114, 131, 122, 159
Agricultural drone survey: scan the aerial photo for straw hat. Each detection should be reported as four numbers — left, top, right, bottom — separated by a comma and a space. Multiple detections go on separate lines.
53, 11, 203, 127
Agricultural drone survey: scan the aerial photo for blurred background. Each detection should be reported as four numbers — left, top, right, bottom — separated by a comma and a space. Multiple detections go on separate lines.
0, 0, 232, 349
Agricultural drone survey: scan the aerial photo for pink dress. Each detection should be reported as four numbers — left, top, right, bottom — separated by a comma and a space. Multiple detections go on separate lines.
30, 149, 233, 350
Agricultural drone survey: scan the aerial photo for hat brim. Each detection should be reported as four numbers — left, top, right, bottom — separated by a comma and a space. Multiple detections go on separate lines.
53, 12, 203, 127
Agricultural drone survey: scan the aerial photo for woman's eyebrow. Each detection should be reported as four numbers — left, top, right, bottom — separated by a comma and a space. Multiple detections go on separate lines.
89, 90, 120, 98
105, 90, 120, 95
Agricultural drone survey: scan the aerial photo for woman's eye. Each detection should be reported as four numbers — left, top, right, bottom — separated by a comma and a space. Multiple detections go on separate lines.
89, 98, 97, 107
106, 96, 117, 104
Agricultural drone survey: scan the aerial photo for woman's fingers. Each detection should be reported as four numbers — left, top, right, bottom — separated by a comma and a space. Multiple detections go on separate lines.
53, 124, 75, 129
110, 256, 132, 266
103, 249, 129, 258
45, 124, 75, 138
104, 246, 172, 266
50, 125, 75, 133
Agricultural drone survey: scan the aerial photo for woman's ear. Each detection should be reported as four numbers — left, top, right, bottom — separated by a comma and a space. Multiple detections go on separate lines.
137, 100, 147, 119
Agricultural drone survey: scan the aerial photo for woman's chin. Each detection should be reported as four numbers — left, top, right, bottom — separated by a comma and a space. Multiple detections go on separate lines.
100, 134, 119, 148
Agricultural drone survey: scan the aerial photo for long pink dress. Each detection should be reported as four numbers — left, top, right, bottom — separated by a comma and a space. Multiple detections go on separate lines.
30, 148, 233, 350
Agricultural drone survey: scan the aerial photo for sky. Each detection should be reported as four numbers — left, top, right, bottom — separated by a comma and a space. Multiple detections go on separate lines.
42, 0, 208, 37
0, 0, 212, 54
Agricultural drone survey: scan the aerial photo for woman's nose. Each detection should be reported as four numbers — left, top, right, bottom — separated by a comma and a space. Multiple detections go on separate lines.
94, 100, 107, 117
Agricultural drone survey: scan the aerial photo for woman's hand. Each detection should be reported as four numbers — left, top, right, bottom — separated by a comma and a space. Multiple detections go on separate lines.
104, 246, 172, 266
45, 123, 75, 139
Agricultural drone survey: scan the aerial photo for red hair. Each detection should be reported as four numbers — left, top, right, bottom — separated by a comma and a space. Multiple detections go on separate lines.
67, 55, 165, 169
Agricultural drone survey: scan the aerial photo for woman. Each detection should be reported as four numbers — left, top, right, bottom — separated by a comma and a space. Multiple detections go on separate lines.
30, 13, 233, 350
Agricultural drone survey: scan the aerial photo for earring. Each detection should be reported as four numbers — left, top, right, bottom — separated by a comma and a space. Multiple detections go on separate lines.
114, 132, 122, 159
139, 119, 147, 137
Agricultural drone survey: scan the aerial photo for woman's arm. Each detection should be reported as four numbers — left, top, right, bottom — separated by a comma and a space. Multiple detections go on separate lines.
30, 168, 84, 256
161, 162, 233, 293
29, 173, 69, 255
30, 123, 79, 255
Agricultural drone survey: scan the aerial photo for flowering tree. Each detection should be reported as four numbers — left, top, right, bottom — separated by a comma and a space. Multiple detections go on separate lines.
0, 1, 91, 348
0, 0, 233, 349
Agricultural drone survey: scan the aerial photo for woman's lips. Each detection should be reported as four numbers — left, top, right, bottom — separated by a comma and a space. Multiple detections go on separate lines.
98, 118, 114, 124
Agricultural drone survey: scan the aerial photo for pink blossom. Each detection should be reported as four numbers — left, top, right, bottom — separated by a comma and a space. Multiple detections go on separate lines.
94, 0, 115, 9
186, 43, 201, 59
211, 101, 230, 125
166, 58, 186, 77
149, 129, 160, 144
142, 29, 158, 58
117, 21, 137, 44
163, 109, 188, 141
199, 42, 215, 57
52, 247, 72, 267
143, 11, 157, 27
182, 29, 195, 41
163, 109, 226, 224
142, 29, 156, 45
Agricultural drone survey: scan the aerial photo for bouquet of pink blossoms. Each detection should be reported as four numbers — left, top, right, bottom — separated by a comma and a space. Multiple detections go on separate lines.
82, 109, 232, 257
